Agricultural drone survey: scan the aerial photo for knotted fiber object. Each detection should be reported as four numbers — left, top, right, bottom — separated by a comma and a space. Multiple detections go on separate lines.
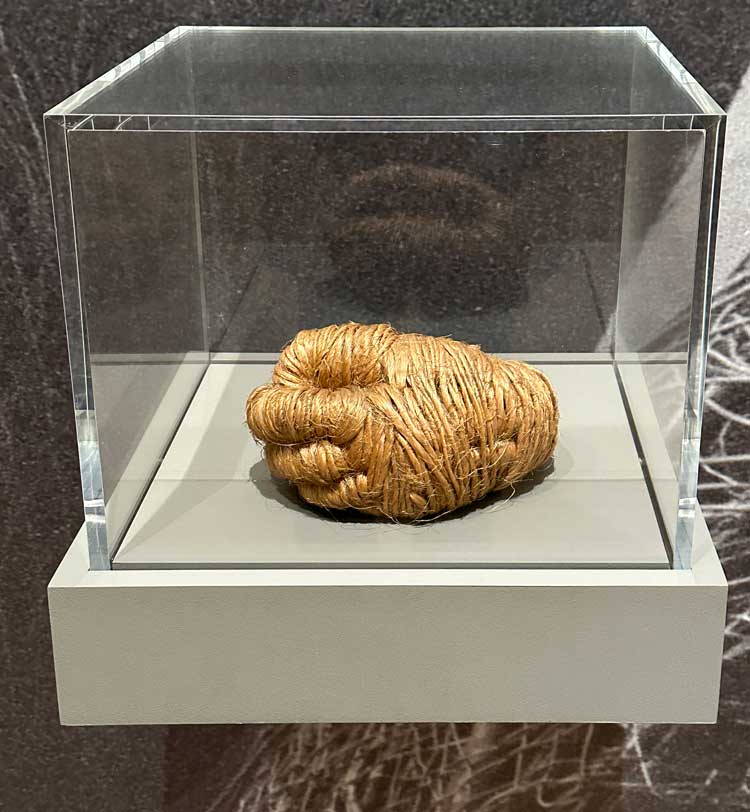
245, 323, 558, 520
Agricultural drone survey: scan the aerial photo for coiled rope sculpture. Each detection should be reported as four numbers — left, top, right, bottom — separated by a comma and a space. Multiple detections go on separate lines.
246, 323, 558, 520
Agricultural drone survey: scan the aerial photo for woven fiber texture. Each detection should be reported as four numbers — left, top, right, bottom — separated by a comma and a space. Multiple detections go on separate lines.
246, 323, 558, 520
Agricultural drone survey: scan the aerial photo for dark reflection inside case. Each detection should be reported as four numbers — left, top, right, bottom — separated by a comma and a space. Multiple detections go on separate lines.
198, 132, 626, 352
325, 162, 527, 315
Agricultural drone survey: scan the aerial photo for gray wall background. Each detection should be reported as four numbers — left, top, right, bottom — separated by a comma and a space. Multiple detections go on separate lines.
1, 4, 749, 811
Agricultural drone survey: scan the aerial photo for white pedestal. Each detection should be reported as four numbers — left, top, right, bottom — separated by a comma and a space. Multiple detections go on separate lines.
47, 359, 726, 725
49, 514, 725, 725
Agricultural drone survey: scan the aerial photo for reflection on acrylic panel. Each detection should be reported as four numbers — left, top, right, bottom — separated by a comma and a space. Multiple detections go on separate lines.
65, 130, 208, 548
198, 132, 627, 352
68, 127, 703, 360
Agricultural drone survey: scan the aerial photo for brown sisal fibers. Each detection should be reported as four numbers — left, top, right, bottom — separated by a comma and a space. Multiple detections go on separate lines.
245, 323, 558, 520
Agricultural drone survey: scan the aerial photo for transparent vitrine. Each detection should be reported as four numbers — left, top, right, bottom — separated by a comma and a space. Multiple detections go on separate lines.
46, 26, 724, 571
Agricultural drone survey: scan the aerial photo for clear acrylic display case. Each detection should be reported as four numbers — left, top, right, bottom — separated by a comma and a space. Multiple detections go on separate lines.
45, 26, 728, 727
46, 26, 725, 573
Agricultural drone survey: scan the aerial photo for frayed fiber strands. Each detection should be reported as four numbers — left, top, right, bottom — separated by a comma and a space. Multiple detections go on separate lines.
246, 323, 558, 520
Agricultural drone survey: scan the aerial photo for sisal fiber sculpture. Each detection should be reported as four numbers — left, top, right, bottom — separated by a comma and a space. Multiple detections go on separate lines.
246, 323, 558, 520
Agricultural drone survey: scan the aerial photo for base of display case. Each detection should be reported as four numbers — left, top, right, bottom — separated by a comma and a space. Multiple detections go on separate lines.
111, 359, 673, 570
49, 510, 725, 725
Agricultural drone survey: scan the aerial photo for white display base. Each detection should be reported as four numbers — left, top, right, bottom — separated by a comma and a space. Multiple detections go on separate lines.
48, 356, 726, 724
49, 513, 726, 725
112, 360, 670, 569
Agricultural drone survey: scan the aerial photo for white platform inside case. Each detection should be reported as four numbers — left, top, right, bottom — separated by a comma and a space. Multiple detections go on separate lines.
112, 360, 670, 570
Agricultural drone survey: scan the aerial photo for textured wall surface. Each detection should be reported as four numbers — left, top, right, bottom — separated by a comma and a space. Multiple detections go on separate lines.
1, 4, 749, 811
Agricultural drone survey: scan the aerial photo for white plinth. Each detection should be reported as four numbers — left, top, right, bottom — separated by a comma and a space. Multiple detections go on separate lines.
49, 513, 726, 725
112, 361, 670, 569
48, 357, 727, 725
